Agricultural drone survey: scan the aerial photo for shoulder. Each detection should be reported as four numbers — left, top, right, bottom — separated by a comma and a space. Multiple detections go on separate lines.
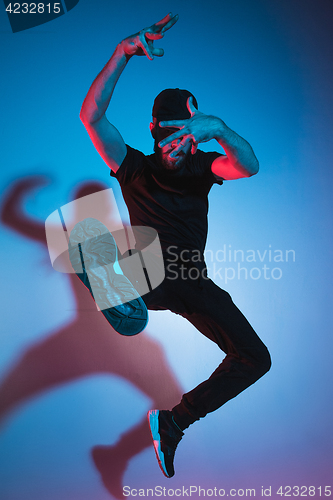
110, 145, 149, 185
188, 149, 224, 185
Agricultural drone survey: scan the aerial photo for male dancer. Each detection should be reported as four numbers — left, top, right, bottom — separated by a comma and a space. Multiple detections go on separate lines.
79, 13, 271, 478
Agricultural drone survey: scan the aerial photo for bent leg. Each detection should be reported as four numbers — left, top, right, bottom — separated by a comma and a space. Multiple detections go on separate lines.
170, 279, 271, 429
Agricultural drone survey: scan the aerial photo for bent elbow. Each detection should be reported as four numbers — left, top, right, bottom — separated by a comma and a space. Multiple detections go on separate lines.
80, 107, 89, 126
248, 158, 259, 177
80, 101, 95, 127
80, 106, 102, 129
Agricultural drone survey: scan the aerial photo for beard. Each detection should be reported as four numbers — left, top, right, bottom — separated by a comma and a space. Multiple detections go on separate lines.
153, 140, 190, 171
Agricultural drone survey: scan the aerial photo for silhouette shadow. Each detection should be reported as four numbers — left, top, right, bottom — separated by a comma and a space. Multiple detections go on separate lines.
0, 176, 183, 499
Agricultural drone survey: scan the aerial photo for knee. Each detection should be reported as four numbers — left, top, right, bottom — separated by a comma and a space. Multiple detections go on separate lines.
263, 347, 272, 374
255, 345, 271, 378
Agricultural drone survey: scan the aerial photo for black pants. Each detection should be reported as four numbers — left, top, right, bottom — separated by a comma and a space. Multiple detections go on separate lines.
143, 266, 271, 430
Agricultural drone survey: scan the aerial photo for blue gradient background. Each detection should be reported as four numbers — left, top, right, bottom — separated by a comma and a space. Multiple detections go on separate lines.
1, 1, 332, 499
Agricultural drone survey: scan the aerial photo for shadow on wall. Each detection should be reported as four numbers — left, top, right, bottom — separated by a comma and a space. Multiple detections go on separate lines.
0, 176, 183, 499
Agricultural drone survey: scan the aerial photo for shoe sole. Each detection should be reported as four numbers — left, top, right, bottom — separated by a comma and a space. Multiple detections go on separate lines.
68, 218, 148, 336
147, 410, 171, 478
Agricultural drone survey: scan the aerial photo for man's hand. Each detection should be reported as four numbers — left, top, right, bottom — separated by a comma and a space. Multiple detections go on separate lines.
159, 98, 259, 179
158, 97, 223, 157
120, 13, 179, 61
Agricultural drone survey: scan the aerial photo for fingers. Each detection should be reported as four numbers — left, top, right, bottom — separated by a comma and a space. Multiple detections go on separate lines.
139, 37, 163, 59
187, 96, 197, 116
153, 12, 173, 27
160, 14, 179, 33
144, 40, 164, 58
154, 12, 179, 31
191, 142, 198, 155
145, 32, 164, 41
140, 13, 178, 61
152, 47, 164, 57
159, 128, 185, 148
159, 119, 186, 128
169, 137, 191, 157
143, 31, 164, 59
138, 32, 154, 60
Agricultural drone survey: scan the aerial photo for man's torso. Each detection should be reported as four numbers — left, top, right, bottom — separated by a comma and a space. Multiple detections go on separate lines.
110, 145, 223, 263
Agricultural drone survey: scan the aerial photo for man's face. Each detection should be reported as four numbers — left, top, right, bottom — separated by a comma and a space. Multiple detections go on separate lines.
152, 121, 192, 171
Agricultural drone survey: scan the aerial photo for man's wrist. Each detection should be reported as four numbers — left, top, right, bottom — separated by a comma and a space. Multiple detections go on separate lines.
211, 117, 228, 141
114, 42, 131, 63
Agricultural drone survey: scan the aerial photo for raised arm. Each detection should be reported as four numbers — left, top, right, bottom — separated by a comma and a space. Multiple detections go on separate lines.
80, 13, 179, 173
159, 97, 259, 180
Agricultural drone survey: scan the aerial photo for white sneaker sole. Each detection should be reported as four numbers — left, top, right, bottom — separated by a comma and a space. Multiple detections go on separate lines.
69, 217, 148, 335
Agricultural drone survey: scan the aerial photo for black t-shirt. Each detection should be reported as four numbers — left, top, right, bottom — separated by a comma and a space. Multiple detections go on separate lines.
110, 145, 223, 261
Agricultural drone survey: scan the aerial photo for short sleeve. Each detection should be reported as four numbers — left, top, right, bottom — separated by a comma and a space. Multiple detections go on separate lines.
110, 145, 146, 186
191, 150, 224, 186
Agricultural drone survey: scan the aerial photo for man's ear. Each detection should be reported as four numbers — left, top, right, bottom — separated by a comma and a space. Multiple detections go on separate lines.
149, 119, 156, 139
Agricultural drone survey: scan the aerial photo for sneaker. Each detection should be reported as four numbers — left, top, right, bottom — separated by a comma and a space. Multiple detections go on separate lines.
68, 217, 148, 336
147, 409, 184, 478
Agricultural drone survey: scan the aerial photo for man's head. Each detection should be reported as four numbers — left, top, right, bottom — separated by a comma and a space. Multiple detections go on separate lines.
150, 88, 198, 170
